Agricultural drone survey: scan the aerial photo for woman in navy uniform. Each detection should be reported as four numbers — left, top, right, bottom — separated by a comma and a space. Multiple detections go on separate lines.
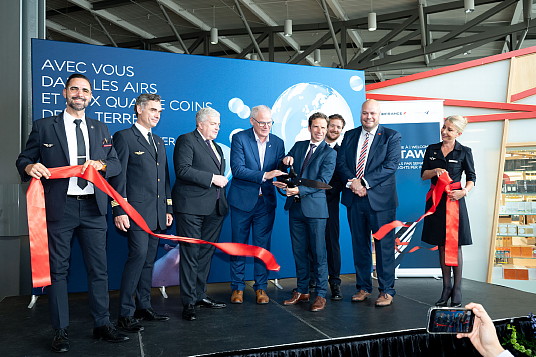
421, 115, 476, 308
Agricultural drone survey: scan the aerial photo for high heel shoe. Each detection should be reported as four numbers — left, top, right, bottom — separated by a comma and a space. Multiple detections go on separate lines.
435, 299, 448, 307
435, 288, 452, 307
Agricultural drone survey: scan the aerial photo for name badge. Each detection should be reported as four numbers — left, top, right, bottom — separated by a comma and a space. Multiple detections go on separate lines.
449, 159, 458, 163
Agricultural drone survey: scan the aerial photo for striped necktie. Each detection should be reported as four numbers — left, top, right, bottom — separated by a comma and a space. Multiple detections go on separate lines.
355, 132, 369, 179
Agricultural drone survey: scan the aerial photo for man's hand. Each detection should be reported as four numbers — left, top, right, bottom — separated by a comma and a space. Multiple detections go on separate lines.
282, 156, 294, 166
25, 163, 51, 179
81, 160, 106, 174
212, 174, 228, 188
273, 181, 287, 189
286, 186, 299, 196
349, 179, 367, 197
456, 303, 506, 357
166, 213, 173, 227
114, 215, 130, 232
265, 170, 285, 180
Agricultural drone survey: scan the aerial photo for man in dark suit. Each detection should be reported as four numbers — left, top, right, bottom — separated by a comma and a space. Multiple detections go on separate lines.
16, 73, 128, 352
109, 93, 172, 333
324, 114, 346, 301
172, 107, 229, 321
336, 99, 401, 307
228, 105, 285, 305
274, 112, 336, 312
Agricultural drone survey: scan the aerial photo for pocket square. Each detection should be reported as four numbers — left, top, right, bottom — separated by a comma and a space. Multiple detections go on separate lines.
43, 143, 54, 147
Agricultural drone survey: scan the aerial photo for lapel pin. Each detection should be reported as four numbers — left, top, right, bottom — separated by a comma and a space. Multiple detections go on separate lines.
43, 143, 54, 147
134, 151, 145, 155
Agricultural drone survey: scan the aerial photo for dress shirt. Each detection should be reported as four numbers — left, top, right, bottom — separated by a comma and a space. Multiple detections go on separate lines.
135, 122, 157, 151
64, 111, 94, 195
355, 127, 378, 188
254, 131, 269, 186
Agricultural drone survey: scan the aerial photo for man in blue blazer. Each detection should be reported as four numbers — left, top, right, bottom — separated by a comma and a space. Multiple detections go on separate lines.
275, 112, 336, 312
227, 105, 285, 305
336, 99, 401, 307
16, 73, 128, 352
109, 94, 173, 333
172, 107, 229, 321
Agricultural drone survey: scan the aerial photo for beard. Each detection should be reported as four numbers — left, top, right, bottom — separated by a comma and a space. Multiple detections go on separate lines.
67, 97, 88, 111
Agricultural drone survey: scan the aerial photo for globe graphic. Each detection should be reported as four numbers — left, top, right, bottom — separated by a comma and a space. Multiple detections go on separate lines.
271, 82, 354, 145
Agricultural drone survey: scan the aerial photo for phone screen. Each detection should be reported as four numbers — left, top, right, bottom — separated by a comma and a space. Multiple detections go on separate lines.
427, 307, 475, 334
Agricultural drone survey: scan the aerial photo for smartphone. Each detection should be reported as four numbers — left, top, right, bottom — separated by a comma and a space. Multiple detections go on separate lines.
427, 307, 475, 334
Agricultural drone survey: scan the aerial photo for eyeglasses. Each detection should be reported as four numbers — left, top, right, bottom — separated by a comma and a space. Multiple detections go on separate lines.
252, 118, 274, 128
68, 86, 91, 94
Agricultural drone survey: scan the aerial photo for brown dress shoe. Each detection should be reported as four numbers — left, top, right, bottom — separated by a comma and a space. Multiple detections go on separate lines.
255, 289, 269, 304
351, 290, 371, 302
231, 290, 243, 304
310, 296, 326, 312
375, 293, 393, 306
283, 291, 310, 305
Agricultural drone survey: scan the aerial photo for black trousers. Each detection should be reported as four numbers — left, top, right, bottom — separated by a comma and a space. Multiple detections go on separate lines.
175, 206, 224, 306
47, 195, 110, 329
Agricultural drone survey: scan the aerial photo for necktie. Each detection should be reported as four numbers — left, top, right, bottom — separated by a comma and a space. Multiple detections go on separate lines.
300, 143, 317, 176
355, 132, 369, 179
74, 119, 88, 189
205, 140, 221, 169
147, 132, 157, 157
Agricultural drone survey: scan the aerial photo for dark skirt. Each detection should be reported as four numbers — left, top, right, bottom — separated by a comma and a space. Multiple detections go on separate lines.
421, 192, 472, 246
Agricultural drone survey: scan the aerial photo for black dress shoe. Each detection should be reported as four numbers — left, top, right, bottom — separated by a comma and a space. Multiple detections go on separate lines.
118, 316, 144, 333
450, 302, 462, 308
134, 308, 170, 321
330, 285, 343, 301
182, 304, 196, 321
93, 324, 129, 343
195, 296, 226, 309
51, 328, 69, 353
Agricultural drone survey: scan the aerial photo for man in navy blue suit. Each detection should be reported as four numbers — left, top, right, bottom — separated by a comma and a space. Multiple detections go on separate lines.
16, 73, 128, 352
227, 105, 285, 304
336, 99, 401, 307
324, 114, 346, 300
274, 112, 336, 312
109, 94, 172, 333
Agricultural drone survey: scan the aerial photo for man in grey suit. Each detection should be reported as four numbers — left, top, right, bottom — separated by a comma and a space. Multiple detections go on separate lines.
109, 93, 173, 333
172, 107, 229, 321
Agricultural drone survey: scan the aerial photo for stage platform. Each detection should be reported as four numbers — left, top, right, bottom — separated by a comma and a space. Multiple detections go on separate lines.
0, 276, 534, 356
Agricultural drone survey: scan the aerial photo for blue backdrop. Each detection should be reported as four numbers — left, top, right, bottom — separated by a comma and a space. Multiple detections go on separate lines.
31, 39, 439, 293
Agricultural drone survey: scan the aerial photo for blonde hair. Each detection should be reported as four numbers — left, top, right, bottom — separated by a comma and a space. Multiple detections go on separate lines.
445, 115, 467, 133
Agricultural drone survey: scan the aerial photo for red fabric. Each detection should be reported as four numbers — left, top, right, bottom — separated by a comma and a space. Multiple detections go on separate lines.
27, 165, 280, 288
372, 172, 461, 266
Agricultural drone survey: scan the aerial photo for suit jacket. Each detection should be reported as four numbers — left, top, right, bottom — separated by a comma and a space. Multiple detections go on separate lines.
283, 140, 336, 218
337, 125, 401, 211
326, 143, 344, 204
16, 111, 121, 221
228, 128, 285, 212
109, 125, 172, 231
171, 130, 228, 216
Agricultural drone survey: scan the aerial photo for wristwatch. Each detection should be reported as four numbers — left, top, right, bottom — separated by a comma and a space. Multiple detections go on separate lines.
360, 178, 366, 188
99, 160, 107, 170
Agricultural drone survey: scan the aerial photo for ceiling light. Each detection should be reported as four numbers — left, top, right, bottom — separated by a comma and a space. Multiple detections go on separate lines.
368, 12, 377, 31
210, 27, 218, 45
464, 0, 474, 13
284, 19, 292, 37
314, 49, 321, 63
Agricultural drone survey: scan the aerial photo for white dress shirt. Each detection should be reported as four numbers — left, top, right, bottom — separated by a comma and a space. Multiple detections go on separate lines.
64, 111, 94, 195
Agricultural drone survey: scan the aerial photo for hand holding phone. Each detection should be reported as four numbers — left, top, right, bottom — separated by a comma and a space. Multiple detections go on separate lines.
427, 307, 475, 334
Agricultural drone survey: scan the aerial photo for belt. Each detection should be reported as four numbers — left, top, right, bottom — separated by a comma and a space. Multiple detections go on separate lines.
67, 194, 94, 200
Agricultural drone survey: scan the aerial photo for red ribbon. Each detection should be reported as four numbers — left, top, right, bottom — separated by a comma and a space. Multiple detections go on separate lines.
27, 165, 280, 288
372, 172, 461, 266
